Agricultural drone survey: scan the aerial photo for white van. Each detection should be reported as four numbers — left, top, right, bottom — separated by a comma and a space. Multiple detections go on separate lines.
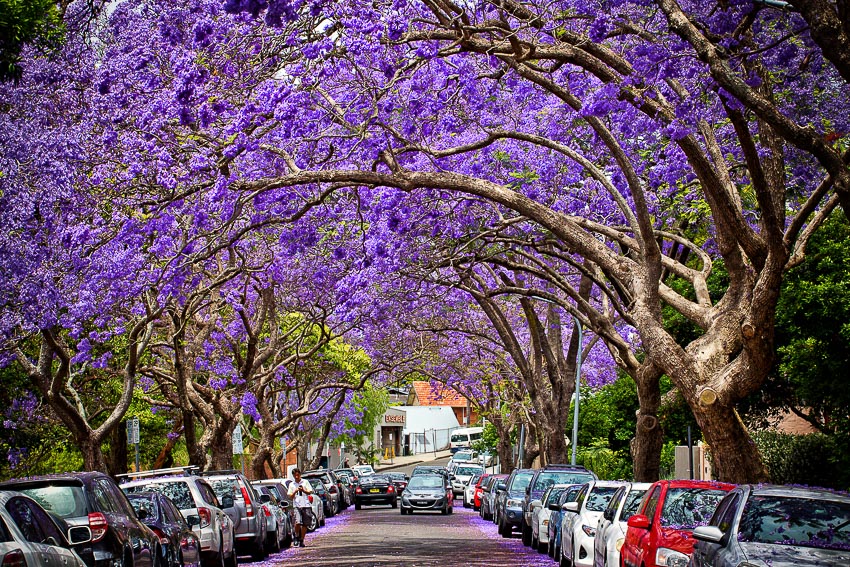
449, 427, 483, 453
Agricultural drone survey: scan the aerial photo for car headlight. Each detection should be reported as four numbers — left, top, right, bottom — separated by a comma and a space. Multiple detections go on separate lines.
615, 537, 624, 551
582, 524, 596, 537
507, 498, 523, 508
542, 519, 549, 526
656, 547, 689, 567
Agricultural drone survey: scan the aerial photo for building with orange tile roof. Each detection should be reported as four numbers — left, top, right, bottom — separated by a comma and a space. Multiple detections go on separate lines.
407, 381, 479, 426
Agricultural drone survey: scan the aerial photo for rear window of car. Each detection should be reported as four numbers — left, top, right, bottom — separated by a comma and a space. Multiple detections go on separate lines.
455, 467, 483, 476
19, 485, 88, 519
127, 496, 159, 520
124, 481, 195, 510
408, 476, 444, 489
209, 479, 240, 502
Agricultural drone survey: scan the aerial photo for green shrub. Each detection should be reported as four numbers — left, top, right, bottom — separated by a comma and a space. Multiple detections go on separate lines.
751, 431, 850, 490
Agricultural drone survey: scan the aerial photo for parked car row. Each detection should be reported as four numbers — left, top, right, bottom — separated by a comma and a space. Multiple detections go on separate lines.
486, 469, 850, 567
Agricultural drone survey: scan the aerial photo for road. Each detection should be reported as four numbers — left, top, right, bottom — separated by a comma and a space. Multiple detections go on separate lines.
241, 456, 549, 567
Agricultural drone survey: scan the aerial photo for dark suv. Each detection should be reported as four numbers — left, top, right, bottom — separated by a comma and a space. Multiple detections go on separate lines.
520, 464, 597, 546
201, 470, 267, 561
0, 472, 160, 567
496, 468, 535, 538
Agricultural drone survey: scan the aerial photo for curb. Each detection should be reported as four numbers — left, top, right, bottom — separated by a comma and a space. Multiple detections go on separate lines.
375, 459, 425, 472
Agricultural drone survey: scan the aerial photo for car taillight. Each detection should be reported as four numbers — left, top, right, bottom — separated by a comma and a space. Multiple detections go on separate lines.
355, 487, 362, 494
88, 512, 108, 542
329, 485, 338, 494
1, 549, 26, 567
308, 495, 313, 503
151, 526, 169, 545
263, 504, 272, 517
241, 486, 254, 517
197, 507, 212, 528
387, 485, 395, 493
180, 536, 197, 550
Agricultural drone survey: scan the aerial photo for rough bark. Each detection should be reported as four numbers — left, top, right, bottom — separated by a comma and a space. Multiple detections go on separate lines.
632, 363, 664, 482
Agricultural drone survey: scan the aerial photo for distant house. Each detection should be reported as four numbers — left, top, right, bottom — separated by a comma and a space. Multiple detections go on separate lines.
407, 381, 479, 426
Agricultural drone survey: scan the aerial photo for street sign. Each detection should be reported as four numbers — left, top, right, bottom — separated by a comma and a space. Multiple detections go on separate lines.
126, 417, 139, 445
232, 426, 243, 454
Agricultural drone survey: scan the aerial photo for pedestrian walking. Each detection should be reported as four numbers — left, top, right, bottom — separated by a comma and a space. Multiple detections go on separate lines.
287, 468, 315, 547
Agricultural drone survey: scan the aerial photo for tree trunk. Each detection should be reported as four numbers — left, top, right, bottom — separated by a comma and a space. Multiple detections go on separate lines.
522, 423, 539, 469
251, 431, 275, 480
207, 426, 234, 471
78, 436, 108, 472
632, 365, 664, 482
105, 422, 129, 476
153, 416, 184, 470
309, 419, 333, 470
690, 399, 769, 482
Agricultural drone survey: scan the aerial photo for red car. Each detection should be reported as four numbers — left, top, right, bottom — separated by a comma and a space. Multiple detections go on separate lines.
472, 474, 491, 510
621, 479, 734, 567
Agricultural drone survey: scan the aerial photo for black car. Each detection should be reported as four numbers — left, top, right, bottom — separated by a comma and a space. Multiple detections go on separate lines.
302, 471, 345, 516
0, 471, 161, 567
400, 474, 453, 515
126, 492, 202, 567
353, 475, 397, 509
520, 464, 597, 546
495, 468, 535, 538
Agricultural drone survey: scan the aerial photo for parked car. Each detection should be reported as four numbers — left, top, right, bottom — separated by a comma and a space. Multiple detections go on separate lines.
479, 474, 507, 521
559, 480, 625, 567
251, 484, 293, 553
0, 490, 91, 567
354, 474, 398, 509
351, 465, 375, 477
384, 472, 409, 494
201, 470, 267, 561
447, 450, 478, 470
399, 474, 453, 515
265, 479, 323, 531
302, 471, 344, 517
333, 468, 360, 484
126, 492, 202, 567
450, 464, 485, 498
530, 484, 572, 554
593, 482, 651, 567
478, 452, 495, 468
468, 474, 490, 510
0, 471, 162, 567
463, 473, 484, 508
621, 479, 734, 567
120, 467, 236, 567
496, 468, 535, 537
522, 464, 598, 546
548, 484, 584, 561
691, 484, 850, 567
305, 478, 332, 525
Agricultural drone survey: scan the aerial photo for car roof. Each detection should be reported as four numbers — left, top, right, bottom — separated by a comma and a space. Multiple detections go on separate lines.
745, 484, 850, 502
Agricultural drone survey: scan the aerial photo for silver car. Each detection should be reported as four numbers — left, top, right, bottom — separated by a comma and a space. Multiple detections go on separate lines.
691, 484, 850, 567
0, 490, 91, 567
201, 471, 267, 561
119, 467, 236, 567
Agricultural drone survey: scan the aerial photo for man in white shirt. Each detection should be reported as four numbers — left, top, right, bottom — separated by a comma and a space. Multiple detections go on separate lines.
287, 468, 315, 547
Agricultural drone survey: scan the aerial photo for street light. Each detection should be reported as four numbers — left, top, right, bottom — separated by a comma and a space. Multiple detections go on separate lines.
528, 295, 583, 466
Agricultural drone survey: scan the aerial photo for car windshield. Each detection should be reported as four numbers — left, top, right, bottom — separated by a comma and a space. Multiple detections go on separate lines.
621, 489, 648, 521
453, 451, 474, 460
127, 496, 159, 521
124, 481, 195, 510
307, 479, 326, 493
456, 467, 483, 477
510, 472, 535, 492
586, 487, 620, 512
534, 471, 595, 490
19, 485, 88, 519
450, 434, 469, 443
408, 476, 445, 490
660, 488, 728, 530
738, 495, 850, 550
386, 473, 405, 481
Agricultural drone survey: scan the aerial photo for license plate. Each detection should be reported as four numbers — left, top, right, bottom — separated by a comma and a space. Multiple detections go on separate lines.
369, 488, 380, 493
415, 501, 430, 505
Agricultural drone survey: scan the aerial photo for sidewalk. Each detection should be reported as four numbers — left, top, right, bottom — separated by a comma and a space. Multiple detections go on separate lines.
374, 449, 453, 472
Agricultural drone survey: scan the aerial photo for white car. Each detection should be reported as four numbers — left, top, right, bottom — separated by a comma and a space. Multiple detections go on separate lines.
450, 464, 484, 497
0, 490, 90, 567
531, 484, 573, 554
463, 472, 485, 508
560, 481, 624, 567
352, 464, 375, 477
593, 482, 651, 567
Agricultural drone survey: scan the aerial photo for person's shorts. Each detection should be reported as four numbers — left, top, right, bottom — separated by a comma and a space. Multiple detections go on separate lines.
294, 506, 314, 526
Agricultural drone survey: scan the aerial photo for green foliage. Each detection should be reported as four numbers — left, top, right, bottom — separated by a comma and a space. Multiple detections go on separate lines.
577, 438, 629, 480
471, 421, 501, 454
332, 383, 389, 451
0, 0, 65, 82
659, 441, 677, 480
751, 431, 850, 490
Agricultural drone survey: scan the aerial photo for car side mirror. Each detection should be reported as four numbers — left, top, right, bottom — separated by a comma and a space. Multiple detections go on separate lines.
259, 494, 272, 503
603, 509, 614, 521
68, 526, 92, 545
627, 514, 650, 530
496, 482, 507, 491
221, 495, 235, 509
531, 499, 542, 508
548, 502, 560, 511
693, 526, 728, 545
564, 501, 579, 513
525, 486, 531, 495
135, 509, 148, 520
280, 501, 290, 509
405, 475, 410, 481
186, 515, 201, 527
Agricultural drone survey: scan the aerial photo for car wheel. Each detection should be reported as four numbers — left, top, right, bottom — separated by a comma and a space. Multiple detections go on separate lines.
498, 519, 510, 538
532, 532, 538, 549
223, 547, 237, 567
390, 499, 397, 509
355, 501, 362, 510
522, 522, 533, 546
538, 540, 548, 554
266, 530, 281, 554
250, 542, 266, 561
441, 504, 448, 515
